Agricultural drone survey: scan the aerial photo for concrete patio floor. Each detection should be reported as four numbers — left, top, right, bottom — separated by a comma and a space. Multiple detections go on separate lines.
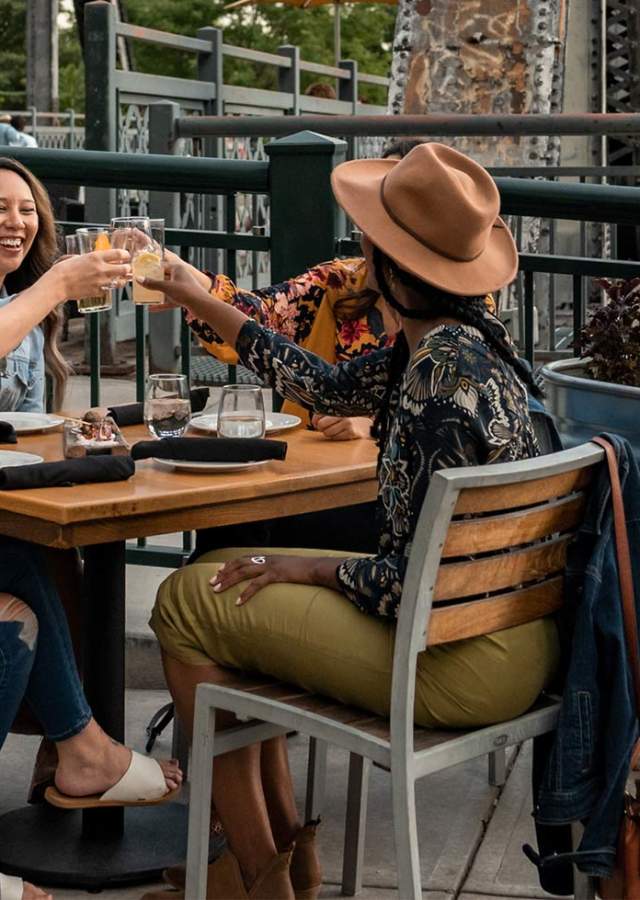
0, 375, 563, 899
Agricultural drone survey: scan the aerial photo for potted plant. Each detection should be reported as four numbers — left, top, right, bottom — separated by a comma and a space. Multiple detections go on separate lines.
540, 277, 640, 457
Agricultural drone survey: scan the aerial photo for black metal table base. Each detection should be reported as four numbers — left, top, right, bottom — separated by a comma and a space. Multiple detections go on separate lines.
0, 802, 189, 890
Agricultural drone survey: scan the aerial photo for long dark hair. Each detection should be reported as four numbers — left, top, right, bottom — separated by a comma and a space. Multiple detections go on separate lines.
0, 157, 69, 409
370, 245, 542, 454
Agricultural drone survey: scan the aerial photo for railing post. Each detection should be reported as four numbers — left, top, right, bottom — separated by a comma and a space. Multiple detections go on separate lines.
29, 105, 37, 144
278, 45, 300, 116
66, 107, 76, 150
266, 130, 347, 282
339, 59, 358, 159
197, 26, 224, 273
84, 0, 117, 388
148, 101, 182, 374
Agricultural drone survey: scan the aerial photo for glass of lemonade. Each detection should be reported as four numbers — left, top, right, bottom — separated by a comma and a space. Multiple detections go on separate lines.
111, 216, 165, 306
144, 373, 191, 439
72, 228, 114, 314
217, 385, 266, 439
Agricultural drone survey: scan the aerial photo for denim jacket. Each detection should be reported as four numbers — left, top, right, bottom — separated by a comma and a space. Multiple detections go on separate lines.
0, 288, 45, 412
532, 434, 640, 879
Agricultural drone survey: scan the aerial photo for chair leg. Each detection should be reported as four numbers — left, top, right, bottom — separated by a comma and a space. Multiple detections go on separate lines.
305, 737, 328, 822
172, 713, 190, 780
185, 694, 216, 900
571, 823, 597, 900
341, 753, 370, 897
488, 748, 507, 787
391, 760, 421, 900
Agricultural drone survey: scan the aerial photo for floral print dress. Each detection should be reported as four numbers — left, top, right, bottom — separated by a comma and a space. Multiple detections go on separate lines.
186, 257, 391, 366
236, 317, 539, 620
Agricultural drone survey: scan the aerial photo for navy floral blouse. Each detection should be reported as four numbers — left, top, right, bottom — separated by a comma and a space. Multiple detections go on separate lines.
237, 317, 539, 620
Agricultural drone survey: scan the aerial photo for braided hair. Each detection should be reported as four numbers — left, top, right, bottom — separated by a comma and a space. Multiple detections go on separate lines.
371, 245, 542, 455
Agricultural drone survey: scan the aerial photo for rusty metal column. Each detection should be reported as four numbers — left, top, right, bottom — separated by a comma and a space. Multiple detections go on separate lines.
387, 0, 571, 356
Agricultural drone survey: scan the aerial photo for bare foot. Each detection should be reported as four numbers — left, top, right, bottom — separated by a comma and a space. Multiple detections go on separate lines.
53, 719, 182, 798
23, 882, 52, 899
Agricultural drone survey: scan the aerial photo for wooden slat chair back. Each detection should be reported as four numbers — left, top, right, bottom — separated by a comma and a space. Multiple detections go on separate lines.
185, 444, 604, 900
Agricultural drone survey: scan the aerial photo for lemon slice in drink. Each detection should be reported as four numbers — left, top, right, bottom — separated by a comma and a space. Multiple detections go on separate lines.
132, 251, 164, 303
133, 251, 162, 277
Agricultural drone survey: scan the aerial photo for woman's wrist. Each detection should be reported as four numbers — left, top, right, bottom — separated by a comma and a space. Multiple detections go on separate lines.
39, 266, 67, 305
310, 557, 345, 591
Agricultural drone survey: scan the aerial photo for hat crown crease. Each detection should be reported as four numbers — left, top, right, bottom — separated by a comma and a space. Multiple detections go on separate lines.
381, 148, 499, 264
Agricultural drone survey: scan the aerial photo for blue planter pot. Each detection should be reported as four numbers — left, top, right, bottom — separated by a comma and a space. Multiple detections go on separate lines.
540, 358, 640, 458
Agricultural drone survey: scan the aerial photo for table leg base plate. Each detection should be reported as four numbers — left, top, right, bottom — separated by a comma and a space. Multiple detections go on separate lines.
0, 802, 192, 890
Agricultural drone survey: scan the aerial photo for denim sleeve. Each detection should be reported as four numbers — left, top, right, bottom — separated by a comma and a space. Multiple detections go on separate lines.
18, 329, 45, 412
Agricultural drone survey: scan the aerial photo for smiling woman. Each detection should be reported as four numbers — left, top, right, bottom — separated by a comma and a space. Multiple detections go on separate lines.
0, 166, 184, 900
0, 158, 132, 410
0, 160, 61, 411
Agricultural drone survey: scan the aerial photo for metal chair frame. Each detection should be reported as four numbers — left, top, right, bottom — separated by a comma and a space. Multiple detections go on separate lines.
185, 443, 604, 899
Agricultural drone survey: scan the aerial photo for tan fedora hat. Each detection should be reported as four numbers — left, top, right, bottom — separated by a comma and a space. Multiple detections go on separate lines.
331, 142, 518, 297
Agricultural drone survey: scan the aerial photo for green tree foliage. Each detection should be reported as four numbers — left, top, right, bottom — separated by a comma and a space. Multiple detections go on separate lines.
0, 0, 84, 110
0, 0, 27, 108
0, 0, 393, 111
123, 0, 394, 103
59, 3, 85, 111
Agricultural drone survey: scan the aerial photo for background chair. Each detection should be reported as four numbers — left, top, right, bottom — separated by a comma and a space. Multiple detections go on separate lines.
185, 442, 604, 899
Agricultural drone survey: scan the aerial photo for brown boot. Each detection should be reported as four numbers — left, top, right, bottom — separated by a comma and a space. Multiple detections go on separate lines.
164, 822, 321, 900
288, 820, 321, 900
146, 848, 294, 900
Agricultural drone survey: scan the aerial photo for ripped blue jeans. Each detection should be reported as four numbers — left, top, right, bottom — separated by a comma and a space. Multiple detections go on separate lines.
0, 538, 91, 748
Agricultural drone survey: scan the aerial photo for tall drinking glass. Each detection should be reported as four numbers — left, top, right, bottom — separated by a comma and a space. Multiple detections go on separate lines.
64, 233, 80, 255
111, 216, 164, 305
144, 374, 191, 439
73, 227, 113, 314
217, 385, 265, 439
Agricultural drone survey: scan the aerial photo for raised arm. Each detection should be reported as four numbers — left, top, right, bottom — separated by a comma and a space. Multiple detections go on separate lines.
0, 250, 130, 358
167, 254, 357, 364
143, 262, 390, 417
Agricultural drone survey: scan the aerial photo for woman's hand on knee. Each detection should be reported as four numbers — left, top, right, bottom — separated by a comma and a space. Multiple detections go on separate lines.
209, 555, 344, 606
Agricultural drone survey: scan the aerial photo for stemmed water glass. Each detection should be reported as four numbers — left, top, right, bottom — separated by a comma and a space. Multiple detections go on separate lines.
144, 374, 191, 439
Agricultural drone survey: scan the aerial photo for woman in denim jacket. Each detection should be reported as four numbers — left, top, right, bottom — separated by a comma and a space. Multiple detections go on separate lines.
0, 285, 45, 411
0, 159, 182, 900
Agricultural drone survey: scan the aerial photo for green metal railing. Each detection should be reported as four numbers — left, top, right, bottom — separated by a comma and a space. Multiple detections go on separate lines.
5, 136, 640, 564
7, 137, 640, 383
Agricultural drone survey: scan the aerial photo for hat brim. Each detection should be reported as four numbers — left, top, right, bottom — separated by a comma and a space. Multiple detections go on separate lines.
331, 157, 518, 297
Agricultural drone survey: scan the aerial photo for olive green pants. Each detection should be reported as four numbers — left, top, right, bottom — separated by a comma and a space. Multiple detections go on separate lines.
151, 548, 560, 729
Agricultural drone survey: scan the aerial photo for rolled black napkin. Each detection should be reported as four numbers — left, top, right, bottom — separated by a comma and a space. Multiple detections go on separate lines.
131, 437, 287, 463
0, 455, 135, 490
0, 421, 17, 444
107, 387, 210, 427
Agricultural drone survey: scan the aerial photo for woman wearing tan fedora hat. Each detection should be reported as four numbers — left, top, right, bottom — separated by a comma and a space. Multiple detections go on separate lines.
139, 143, 560, 900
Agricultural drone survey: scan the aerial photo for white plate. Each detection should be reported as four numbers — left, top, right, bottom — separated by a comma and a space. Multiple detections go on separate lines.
0, 450, 43, 467
152, 457, 272, 474
0, 412, 65, 434
189, 412, 302, 436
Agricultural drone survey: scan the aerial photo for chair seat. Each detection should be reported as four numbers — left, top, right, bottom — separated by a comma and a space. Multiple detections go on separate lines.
198, 668, 561, 773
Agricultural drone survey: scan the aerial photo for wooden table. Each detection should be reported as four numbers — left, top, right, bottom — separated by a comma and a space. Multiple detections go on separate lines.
0, 424, 377, 889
